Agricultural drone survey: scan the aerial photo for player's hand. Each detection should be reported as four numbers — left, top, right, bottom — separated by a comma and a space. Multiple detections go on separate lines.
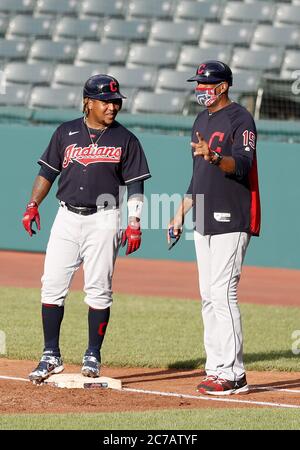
22, 201, 40, 237
191, 132, 211, 161
122, 220, 142, 255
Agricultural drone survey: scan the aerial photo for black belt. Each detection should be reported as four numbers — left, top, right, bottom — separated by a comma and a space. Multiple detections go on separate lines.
62, 203, 115, 216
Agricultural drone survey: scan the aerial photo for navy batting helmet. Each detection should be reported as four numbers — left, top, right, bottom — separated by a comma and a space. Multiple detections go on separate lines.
187, 60, 233, 86
83, 74, 126, 101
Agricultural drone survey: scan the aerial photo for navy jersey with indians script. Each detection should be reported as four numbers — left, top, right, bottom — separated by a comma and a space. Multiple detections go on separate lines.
38, 117, 151, 206
187, 102, 261, 236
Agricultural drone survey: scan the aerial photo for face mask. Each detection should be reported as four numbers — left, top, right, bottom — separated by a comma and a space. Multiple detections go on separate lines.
195, 82, 224, 107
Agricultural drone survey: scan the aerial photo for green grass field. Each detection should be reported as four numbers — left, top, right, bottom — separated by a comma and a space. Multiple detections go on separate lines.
0, 286, 299, 430
0, 287, 299, 371
1, 409, 299, 430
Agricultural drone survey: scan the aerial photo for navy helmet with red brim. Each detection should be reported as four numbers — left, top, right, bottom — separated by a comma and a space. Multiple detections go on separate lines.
83, 74, 126, 101
187, 60, 233, 86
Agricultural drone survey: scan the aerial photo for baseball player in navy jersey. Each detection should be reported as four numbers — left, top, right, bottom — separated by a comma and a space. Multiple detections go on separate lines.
168, 61, 261, 395
22, 74, 151, 382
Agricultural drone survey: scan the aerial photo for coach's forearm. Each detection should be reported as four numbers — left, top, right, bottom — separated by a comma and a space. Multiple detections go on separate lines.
174, 196, 193, 225
218, 156, 236, 174
29, 175, 53, 205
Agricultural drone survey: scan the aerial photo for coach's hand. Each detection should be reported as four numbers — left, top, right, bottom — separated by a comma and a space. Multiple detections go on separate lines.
122, 219, 142, 255
191, 132, 211, 160
22, 201, 40, 237
167, 219, 182, 244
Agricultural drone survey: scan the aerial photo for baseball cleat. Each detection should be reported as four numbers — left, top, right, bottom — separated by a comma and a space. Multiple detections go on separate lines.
196, 375, 218, 392
197, 375, 249, 395
81, 353, 100, 378
29, 352, 64, 383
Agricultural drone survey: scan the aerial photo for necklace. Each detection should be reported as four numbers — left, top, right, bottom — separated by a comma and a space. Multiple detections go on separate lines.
84, 117, 107, 149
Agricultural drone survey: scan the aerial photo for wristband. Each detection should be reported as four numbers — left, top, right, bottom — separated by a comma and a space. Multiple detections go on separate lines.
210, 150, 223, 166
127, 199, 143, 219
27, 201, 38, 209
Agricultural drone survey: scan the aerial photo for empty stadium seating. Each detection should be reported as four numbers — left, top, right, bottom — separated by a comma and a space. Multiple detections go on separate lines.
80, 0, 127, 19
0, 0, 298, 115
76, 40, 128, 65
30, 86, 80, 108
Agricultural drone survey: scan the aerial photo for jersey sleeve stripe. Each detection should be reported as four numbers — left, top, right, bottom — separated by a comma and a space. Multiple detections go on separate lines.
124, 173, 151, 184
39, 160, 61, 173
248, 154, 261, 236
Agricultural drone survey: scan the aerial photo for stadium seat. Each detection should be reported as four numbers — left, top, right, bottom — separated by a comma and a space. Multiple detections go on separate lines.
149, 20, 202, 45
0, 38, 29, 61
30, 86, 81, 108
0, 0, 35, 15
257, 74, 300, 120
201, 23, 255, 47
28, 40, 77, 63
222, 1, 276, 24
0, 83, 31, 106
281, 50, 300, 78
118, 87, 136, 111
80, 0, 127, 18
103, 19, 149, 42
107, 66, 158, 90
35, 0, 79, 16
132, 91, 187, 114
177, 45, 232, 71
251, 26, 300, 49
127, 43, 179, 68
156, 69, 193, 93
127, 0, 175, 19
0, 14, 7, 36
54, 17, 100, 41
53, 64, 108, 86
274, 4, 300, 26
76, 41, 128, 65
4, 62, 54, 85
175, 1, 221, 22
231, 70, 260, 95
6, 15, 54, 39
231, 48, 284, 73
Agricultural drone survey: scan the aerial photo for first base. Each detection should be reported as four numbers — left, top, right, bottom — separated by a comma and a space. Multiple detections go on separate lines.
44, 373, 122, 390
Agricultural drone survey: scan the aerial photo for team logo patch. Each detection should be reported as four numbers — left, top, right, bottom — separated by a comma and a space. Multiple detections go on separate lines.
63, 144, 122, 168
214, 212, 231, 223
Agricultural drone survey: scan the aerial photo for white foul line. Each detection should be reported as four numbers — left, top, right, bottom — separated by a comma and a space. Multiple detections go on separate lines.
122, 387, 300, 409
253, 386, 300, 394
1, 375, 299, 409
0, 375, 30, 382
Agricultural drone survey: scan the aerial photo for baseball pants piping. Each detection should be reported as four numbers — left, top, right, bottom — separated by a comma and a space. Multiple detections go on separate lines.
41, 205, 122, 309
194, 230, 250, 381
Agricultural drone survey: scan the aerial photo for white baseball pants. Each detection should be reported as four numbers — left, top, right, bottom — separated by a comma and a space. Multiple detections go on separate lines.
41, 205, 122, 309
194, 231, 250, 381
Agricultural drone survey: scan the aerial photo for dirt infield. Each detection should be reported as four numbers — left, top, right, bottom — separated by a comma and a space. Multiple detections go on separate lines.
0, 359, 300, 412
0, 250, 299, 414
1, 251, 300, 306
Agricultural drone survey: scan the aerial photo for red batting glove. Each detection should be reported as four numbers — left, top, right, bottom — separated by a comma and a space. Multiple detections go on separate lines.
22, 201, 40, 237
121, 222, 142, 255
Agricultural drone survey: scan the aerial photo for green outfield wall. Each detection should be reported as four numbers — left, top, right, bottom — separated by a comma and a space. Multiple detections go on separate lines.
1, 122, 299, 269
